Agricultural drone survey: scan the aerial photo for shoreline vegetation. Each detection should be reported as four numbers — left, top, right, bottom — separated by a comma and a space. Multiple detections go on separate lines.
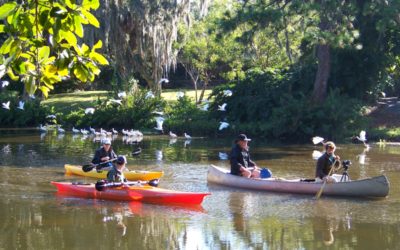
0, 90, 398, 143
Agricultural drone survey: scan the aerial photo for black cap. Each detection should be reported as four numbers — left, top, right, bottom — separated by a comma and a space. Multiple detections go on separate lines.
236, 134, 251, 142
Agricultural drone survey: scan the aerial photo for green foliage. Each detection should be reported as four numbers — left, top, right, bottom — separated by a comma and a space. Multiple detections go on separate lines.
164, 95, 219, 136
0, 91, 48, 127
0, 0, 108, 98
63, 89, 166, 129
210, 69, 366, 142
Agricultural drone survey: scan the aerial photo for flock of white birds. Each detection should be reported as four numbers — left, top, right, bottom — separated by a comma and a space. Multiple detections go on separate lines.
2, 78, 234, 134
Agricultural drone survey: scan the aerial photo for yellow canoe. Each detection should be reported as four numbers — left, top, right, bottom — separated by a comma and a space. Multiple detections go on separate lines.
64, 164, 163, 181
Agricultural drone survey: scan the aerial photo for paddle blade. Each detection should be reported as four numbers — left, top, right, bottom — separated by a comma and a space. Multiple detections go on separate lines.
82, 164, 95, 172
147, 179, 159, 187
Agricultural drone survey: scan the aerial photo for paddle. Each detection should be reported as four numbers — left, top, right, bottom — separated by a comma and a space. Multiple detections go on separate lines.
95, 179, 159, 191
82, 158, 117, 172
315, 160, 339, 199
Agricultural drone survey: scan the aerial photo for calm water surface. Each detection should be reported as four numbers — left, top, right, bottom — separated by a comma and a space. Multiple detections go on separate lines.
0, 130, 399, 250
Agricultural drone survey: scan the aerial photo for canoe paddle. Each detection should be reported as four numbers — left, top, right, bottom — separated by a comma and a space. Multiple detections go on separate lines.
315, 160, 339, 199
82, 158, 117, 172
95, 179, 159, 191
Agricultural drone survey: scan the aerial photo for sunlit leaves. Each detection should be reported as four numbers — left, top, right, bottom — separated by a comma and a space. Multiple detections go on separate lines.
0, 2, 17, 19
0, 0, 107, 97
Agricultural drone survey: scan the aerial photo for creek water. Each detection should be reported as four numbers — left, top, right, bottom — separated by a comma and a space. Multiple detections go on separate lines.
0, 130, 399, 249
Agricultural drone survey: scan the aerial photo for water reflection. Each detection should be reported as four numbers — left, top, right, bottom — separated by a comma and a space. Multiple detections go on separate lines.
1, 131, 400, 249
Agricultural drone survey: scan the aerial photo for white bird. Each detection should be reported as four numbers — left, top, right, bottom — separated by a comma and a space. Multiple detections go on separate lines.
154, 117, 164, 131
112, 128, 118, 134
17, 101, 24, 110
46, 114, 57, 120
223, 89, 232, 97
219, 122, 229, 130
117, 91, 127, 99
184, 133, 191, 139
169, 131, 177, 138
312, 136, 325, 145
199, 103, 209, 111
72, 127, 80, 133
57, 125, 65, 133
312, 150, 323, 160
218, 103, 227, 111
89, 127, 96, 134
1, 81, 9, 88
218, 152, 228, 160
356, 130, 369, 148
85, 108, 95, 114
2, 101, 10, 110
159, 78, 169, 84
145, 91, 155, 99
152, 110, 164, 116
38, 124, 47, 132
80, 129, 89, 135
109, 99, 122, 105
176, 91, 184, 99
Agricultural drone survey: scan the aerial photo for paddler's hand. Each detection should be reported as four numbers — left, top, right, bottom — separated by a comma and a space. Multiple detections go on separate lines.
101, 156, 110, 161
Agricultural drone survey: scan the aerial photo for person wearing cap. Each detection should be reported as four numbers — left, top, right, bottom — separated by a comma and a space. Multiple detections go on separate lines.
91, 138, 118, 169
230, 134, 260, 178
315, 141, 341, 183
107, 156, 128, 183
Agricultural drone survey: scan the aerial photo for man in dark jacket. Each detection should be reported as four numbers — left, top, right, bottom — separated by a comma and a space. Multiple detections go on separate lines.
230, 134, 260, 178
315, 141, 340, 183
92, 139, 117, 169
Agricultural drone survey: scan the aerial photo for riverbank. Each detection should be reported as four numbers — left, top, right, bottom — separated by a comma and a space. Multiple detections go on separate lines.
367, 97, 400, 141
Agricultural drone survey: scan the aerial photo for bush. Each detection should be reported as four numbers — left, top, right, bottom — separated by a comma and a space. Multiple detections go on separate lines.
209, 68, 367, 142
63, 89, 166, 129
164, 95, 219, 136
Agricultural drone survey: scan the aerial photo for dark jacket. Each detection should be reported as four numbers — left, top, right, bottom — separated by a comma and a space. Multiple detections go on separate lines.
315, 152, 340, 179
107, 166, 126, 182
92, 147, 117, 164
230, 144, 256, 175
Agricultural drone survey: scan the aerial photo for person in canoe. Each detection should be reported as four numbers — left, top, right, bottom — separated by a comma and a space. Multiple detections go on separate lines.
107, 155, 128, 183
315, 141, 341, 183
230, 134, 261, 178
91, 138, 118, 170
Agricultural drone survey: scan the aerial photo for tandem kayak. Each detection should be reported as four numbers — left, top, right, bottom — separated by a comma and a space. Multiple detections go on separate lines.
64, 164, 163, 181
207, 165, 389, 198
51, 181, 210, 204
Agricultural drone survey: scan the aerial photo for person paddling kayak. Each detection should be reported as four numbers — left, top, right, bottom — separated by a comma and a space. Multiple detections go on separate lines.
230, 134, 260, 178
91, 139, 117, 170
107, 156, 128, 183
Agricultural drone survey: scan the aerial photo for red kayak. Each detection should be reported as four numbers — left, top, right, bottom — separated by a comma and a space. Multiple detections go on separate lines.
51, 181, 210, 205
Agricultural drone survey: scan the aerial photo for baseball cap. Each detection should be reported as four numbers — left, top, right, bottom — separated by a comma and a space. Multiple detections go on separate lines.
102, 139, 111, 145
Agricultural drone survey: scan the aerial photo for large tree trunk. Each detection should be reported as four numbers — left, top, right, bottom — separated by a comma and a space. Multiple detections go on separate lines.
312, 44, 331, 104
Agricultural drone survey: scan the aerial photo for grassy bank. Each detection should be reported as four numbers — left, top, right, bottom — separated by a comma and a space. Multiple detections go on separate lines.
42, 89, 212, 114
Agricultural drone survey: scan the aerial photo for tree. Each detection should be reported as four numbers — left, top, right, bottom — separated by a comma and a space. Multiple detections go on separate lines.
84, 0, 202, 95
0, 0, 108, 98
178, 1, 245, 103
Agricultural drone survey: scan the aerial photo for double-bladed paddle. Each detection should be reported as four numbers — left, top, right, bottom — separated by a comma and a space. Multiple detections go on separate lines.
82, 158, 117, 172
95, 179, 159, 191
